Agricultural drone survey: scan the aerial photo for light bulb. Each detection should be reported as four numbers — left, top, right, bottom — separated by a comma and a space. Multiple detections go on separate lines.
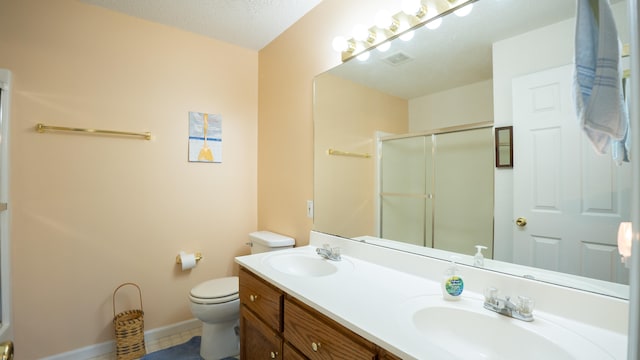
426, 17, 442, 30
400, 30, 415, 41
332, 36, 348, 52
454, 3, 473, 17
402, 0, 422, 15
377, 41, 391, 52
357, 51, 370, 61
618, 222, 632, 266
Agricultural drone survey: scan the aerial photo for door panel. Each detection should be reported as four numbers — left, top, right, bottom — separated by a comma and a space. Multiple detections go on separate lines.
512, 65, 630, 284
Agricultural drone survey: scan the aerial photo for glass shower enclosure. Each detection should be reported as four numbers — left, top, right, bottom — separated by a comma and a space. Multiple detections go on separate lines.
379, 126, 494, 256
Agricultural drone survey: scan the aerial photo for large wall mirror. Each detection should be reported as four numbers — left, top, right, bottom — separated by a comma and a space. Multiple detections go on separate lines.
313, 0, 631, 299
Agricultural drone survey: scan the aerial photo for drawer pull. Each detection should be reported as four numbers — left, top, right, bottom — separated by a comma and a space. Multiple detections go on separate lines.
312, 342, 321, 352
250, 294, 259, 302
270, 351, 278, 359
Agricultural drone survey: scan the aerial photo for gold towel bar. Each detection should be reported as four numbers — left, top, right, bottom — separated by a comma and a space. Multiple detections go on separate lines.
35, 123, 151, 140
327, 148, 371, 158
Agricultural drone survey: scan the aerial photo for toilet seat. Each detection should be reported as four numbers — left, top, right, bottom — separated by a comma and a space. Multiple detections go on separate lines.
190, 276, 239, 305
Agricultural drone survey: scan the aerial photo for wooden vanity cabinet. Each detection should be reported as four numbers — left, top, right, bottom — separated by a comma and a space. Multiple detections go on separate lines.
239, 267, 283, 331
239, 266, 403, 360
239, 267, 284, 359
379, 349, 403, 360
284, 296, 377, 360
241, 306, 283, 359
283, 342, 307, 360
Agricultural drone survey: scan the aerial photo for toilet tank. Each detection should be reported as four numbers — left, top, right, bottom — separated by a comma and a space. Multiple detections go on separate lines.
249, 231, 295, 254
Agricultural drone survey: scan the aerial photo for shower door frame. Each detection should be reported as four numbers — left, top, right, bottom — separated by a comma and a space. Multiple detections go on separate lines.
377, 121, 494, 252
0, 69, 13, 344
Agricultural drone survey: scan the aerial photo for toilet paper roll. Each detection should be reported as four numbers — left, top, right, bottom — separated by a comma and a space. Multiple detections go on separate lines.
179, 252, 197, 271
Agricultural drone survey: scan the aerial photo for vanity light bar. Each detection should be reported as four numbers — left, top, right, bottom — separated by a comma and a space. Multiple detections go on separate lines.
338, 0, 477, 62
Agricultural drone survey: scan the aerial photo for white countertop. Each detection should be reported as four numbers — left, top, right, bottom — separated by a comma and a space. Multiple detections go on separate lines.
235, 233, 628, 359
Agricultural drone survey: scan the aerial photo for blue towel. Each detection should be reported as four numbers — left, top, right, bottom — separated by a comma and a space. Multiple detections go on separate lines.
612, 78, 631, 164
574, 0, 629, 159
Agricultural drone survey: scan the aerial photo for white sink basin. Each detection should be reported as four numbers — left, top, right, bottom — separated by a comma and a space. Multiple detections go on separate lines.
398, 296, 616, 359
262, 251, 353, 277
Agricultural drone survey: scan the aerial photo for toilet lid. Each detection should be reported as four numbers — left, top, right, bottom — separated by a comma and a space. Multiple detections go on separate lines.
190, 276, 239, 304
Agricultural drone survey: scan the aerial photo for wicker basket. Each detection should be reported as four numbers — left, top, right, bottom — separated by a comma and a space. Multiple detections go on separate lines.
113, 282, 146, 360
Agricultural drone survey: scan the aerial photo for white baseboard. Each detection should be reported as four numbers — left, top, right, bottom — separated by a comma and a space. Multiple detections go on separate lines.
41, 318, 201, 360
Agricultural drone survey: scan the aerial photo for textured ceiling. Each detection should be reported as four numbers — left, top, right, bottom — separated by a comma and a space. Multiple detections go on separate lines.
80, 0, 323, 51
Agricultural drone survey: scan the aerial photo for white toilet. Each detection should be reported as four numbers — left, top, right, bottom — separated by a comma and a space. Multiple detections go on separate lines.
189, 231, 295, 360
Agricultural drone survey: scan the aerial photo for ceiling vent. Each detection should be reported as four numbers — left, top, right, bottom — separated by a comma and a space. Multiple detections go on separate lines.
383, 52, 414, 66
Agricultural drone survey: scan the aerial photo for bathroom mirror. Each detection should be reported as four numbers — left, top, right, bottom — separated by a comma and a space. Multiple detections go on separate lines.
313, 0, 631, 299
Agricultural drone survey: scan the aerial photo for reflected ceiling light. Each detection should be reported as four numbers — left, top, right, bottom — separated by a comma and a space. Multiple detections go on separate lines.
397, 19, 415, 41
354, 43, 371, 61
425, 16, 442, 30
357, 51, 371, 61
400, 30, 415, 41
618, 222, 632, 268
377, 41, 391, 52
454, 3, 473, 17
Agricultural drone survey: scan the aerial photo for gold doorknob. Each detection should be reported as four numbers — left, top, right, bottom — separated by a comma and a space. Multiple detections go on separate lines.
516, 217, 527, 227
0, 341, 13, 360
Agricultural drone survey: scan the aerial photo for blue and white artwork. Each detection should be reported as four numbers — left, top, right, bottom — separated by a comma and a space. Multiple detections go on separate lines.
188, 111, 222, 163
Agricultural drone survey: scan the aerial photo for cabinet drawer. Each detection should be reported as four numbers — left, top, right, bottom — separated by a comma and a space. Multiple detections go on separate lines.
284, 297, 376, 360
240, 306, 283, 360
239, 267, 283, 332
283, 342, 307, 360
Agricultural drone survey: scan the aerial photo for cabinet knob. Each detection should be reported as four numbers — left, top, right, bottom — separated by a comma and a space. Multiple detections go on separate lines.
270, 351, 278, 359
250, 294, 259, 302
311, 342, 321, 352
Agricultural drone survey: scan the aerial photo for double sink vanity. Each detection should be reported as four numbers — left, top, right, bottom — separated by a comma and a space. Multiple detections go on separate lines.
235, 231, 628, 359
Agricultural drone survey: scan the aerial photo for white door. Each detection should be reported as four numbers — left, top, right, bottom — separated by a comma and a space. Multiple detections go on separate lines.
512, 64, 630, 284
0, 69, 13, 358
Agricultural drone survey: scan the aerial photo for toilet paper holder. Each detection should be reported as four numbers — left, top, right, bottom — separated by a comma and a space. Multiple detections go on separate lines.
176, 252, 203, 265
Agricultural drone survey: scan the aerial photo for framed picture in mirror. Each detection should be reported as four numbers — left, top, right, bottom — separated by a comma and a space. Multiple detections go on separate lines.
495, 126, 513, 168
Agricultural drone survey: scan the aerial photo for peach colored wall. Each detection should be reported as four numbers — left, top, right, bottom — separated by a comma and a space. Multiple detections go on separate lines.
257, 0, 401, 245
0, 1, 257, 358
314, 74, 407, 238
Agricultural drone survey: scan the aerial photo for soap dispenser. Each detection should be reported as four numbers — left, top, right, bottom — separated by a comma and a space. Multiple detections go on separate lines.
442, 256, 464, 301
474, 245, 488, 267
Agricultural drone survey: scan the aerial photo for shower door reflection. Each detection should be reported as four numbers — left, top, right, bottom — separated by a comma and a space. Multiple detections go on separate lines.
380, 127, 494, 255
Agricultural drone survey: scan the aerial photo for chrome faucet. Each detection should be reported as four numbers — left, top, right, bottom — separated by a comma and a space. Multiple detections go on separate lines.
316, 244, 341, 261
483, 287, 534, 322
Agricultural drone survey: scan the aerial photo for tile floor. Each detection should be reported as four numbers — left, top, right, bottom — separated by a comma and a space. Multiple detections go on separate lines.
87, 326, 203, 360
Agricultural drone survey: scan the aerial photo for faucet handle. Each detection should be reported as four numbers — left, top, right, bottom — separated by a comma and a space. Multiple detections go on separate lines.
517, 296, 535, 316
483, 287, 498, 304
331, 246, 341, 256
